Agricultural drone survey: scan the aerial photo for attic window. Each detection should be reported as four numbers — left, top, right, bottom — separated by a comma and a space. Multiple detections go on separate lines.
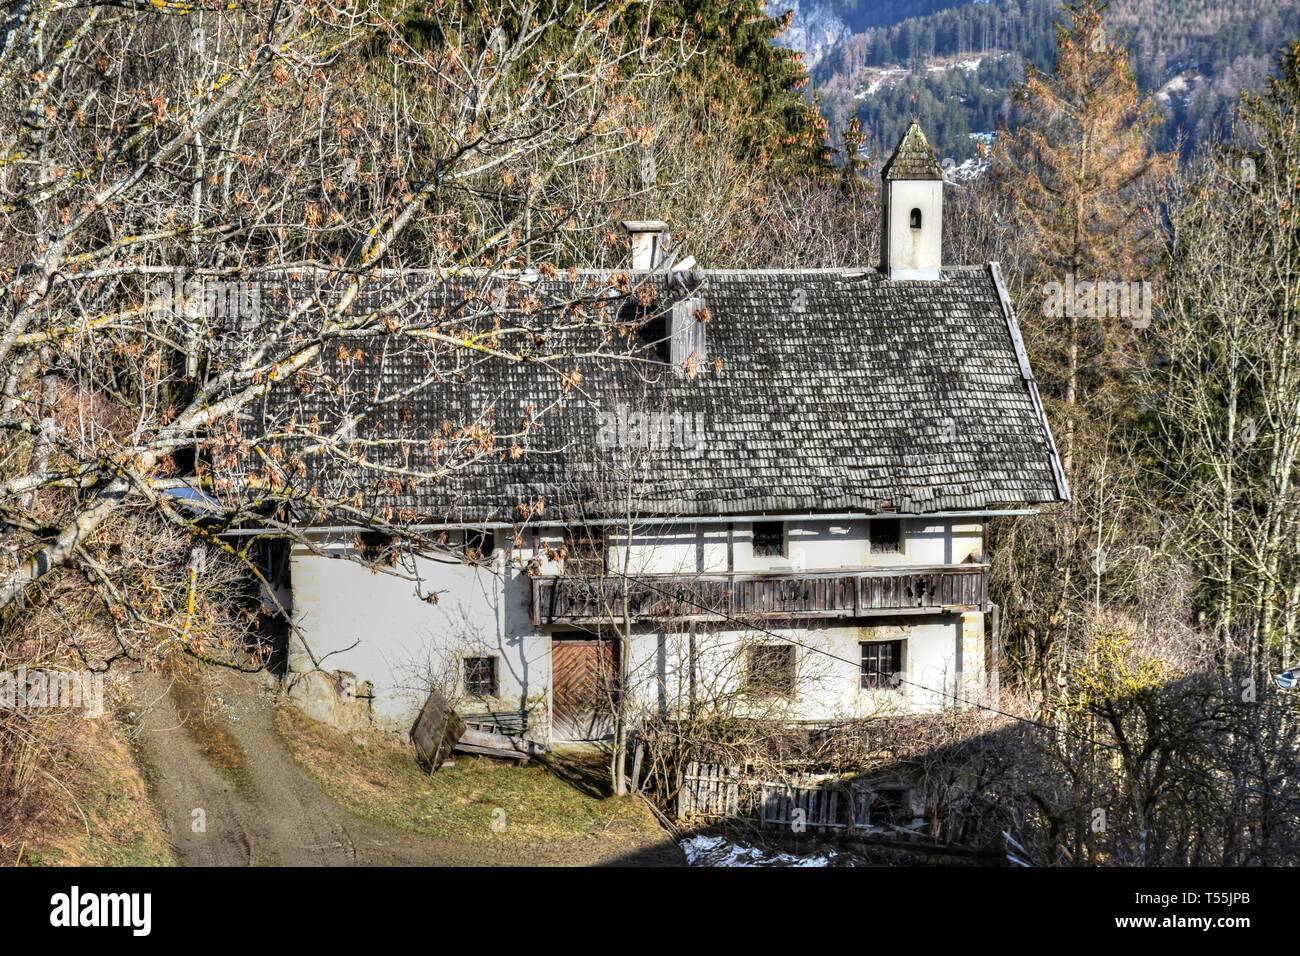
752, 521, 785, 558
563, 531, 606, 575
909, 208, 922, 229
357, 531, 397, 566
870, 519, 901, 554
464, 529, 495, 561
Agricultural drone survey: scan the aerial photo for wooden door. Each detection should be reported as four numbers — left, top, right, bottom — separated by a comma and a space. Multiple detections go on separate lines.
551, 638, 617, 741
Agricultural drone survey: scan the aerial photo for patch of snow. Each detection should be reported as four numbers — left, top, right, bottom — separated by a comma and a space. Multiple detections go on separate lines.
681, 834, 844, 867
944, 156, 991, 183
855, 68, 909, 99
854, 53, 1008, 99
1155, 71, 1202, 105
928, 56, 985, 74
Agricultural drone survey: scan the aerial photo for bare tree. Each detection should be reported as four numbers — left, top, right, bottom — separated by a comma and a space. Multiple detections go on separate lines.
0, 1, 687, 650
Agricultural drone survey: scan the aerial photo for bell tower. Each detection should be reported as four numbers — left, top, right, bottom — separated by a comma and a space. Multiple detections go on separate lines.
880, 122, 944, 281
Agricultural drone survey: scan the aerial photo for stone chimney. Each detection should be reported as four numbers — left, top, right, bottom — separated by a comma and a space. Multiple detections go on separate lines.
880, 122, 944, 281
621, 220, 671, 270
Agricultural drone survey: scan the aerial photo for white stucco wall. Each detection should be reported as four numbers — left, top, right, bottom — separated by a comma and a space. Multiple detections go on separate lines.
286, 517, 990, 737
884, 178, 944, 280
288, 530, 548, 727
618, 615, 982, 724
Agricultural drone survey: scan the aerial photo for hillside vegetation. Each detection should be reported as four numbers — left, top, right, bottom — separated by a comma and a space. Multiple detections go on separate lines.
795, 0, 1300, 159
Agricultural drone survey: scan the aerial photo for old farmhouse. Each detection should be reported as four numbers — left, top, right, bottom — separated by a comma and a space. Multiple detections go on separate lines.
231, 123, 1068, 743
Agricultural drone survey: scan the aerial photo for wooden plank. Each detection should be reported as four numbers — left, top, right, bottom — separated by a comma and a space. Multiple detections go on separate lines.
410, 688, 466, 772
453, 726, 547, 762
535, 566, 991, 623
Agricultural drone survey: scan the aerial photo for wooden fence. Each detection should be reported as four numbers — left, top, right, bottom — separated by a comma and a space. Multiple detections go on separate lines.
676, 760, 915, 834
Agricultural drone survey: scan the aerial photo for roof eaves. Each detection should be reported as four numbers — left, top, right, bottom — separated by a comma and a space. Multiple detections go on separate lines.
989, 261, 1071, 503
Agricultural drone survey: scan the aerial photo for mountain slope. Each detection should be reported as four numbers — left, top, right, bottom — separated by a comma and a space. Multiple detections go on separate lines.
771, 0, 1300, 162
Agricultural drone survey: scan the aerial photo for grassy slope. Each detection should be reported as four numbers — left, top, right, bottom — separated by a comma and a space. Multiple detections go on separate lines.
16, 708, 173, 867
275, 704, 660, 847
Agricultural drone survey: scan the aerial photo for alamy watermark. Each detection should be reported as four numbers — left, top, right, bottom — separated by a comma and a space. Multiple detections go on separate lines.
145, 274, 261, 322
50, 886, 150, 936
596, 403, 706, 452
1042, 274, 1153, 328
0, 667, 104, 718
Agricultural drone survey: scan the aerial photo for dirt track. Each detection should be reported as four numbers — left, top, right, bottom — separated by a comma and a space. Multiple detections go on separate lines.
127, 668, 681, 867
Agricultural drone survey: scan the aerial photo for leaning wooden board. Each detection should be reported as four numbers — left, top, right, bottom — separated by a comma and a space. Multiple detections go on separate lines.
410, 689, 466, 771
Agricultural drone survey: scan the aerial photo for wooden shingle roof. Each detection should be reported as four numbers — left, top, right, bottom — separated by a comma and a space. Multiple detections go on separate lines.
882, 122, 944, 181
231, 264, 1068, 524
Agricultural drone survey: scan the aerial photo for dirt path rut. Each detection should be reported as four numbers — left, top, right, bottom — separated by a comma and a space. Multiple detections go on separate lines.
127, 668, 681, 866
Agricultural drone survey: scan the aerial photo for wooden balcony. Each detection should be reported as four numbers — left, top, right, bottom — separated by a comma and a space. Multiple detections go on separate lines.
530, 564, 989, 627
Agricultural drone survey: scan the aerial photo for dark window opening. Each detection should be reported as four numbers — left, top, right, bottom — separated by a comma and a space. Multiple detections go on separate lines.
250, 537, 291, 590
464, 529, 495, 561
752, 521, 785, 558
563, 532, 606, 575
861, 640, 903, 690
909, 208, 922, 229
870, 519, 901, 554
744, 644, 796, 697
171, 445, 198, 477
463, 656, 499, 697
357, 531, 397, 566
863, 787, 908, 826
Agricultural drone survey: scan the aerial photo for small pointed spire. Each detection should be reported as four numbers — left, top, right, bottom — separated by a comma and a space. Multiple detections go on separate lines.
882, 121, 943, 182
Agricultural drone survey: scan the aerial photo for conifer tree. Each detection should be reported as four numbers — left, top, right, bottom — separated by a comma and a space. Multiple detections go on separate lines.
993, 0, 1170, 477
988, 2, 1171, 709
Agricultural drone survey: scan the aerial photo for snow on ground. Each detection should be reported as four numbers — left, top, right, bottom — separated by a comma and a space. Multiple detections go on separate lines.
681, 834, 854, 867
938, 134, 994, 183
928, 56, 984, 74
945, 157, 991, 182
1155, 71, 1202, 105
855, 68, 909, 98
855, 53, 1009, 99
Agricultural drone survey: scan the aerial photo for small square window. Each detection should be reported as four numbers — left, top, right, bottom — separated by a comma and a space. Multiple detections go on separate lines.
752, 521, 785, 558
743, 644, 796, 697
463, 656, 498, 697
464, 529, 495, 561
563, 532, 606, 575
870, 519, 901, 554
861, 640, 903, 690
357, 531, 397, 566
863, 787, 909, 826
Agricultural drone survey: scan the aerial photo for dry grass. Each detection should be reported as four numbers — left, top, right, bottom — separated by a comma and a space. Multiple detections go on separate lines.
275, 704, 660, 846
166, 662, 252, 794
7, 706, 172, 867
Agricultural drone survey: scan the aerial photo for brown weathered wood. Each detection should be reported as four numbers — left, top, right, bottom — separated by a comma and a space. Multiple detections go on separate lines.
533, 565, 989, 625
679, 761, 913, 834
453, 726, 547, 762
551, 639, 616, 741
410, 688, 467, 772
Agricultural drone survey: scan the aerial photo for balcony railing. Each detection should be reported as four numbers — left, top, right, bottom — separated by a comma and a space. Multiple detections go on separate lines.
530, 564, 989, 626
